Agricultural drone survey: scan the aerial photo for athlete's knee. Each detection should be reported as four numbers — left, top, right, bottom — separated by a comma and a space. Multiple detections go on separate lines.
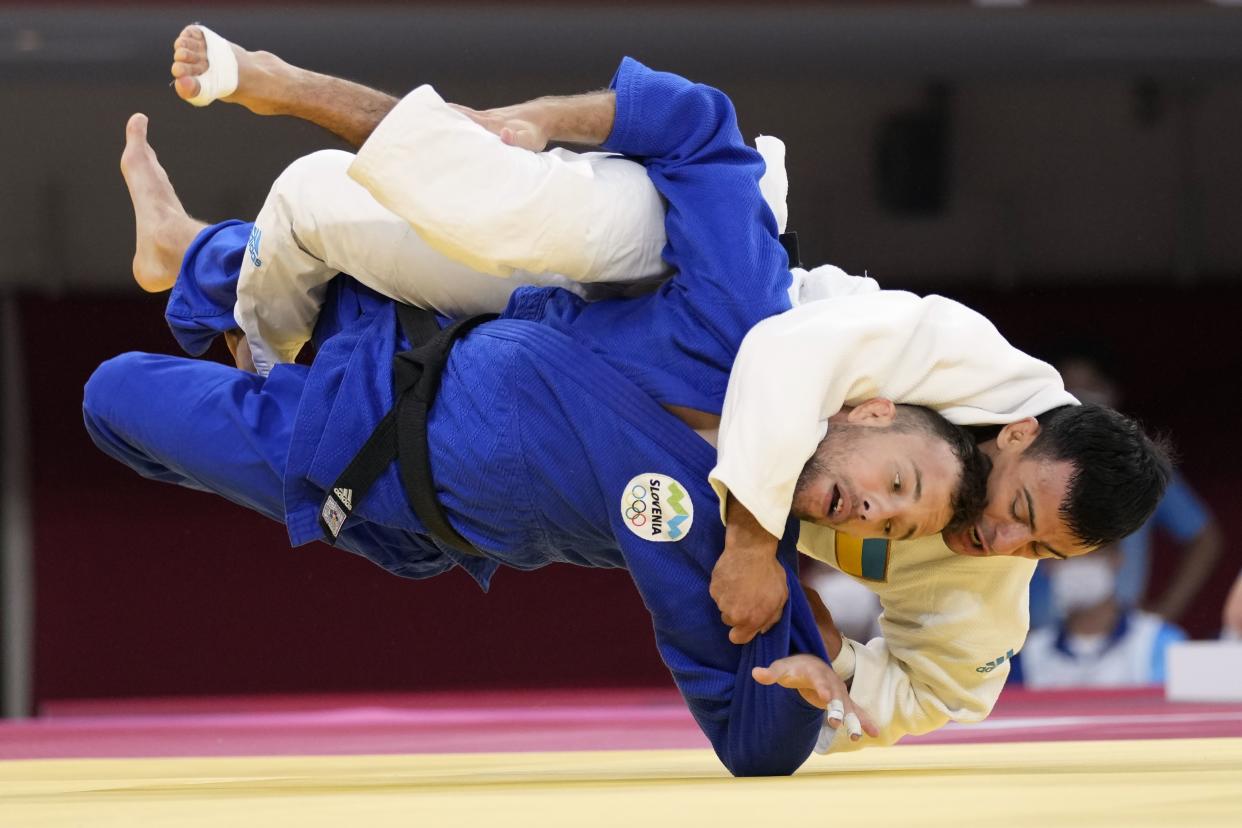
267, 149, 355, 212
82, 352, 154, 456
84, 350, 184, 432
257, 149, 357, 264
84, 352, 147, 418
84, 354, 206, 486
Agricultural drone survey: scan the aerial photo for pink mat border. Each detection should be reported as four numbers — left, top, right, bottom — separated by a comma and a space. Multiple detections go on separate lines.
4, 687, 1241, 760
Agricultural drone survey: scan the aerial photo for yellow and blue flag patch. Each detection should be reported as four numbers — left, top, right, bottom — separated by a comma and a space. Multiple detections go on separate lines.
835, 534, 890, 582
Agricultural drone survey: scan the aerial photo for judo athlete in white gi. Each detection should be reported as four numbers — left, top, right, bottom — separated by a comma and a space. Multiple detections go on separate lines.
156, 25, 1171, 754
98, 56, 1013, 775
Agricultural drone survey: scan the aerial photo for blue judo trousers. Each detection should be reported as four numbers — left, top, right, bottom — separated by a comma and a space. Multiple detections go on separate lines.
84, 59, 827, 776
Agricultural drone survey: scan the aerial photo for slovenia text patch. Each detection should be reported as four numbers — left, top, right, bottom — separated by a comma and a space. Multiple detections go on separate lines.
621, 473, 693, 542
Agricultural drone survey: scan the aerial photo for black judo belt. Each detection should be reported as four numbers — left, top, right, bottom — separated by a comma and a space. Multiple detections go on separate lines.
318, 305, 497, 558
778, 231, 802, 269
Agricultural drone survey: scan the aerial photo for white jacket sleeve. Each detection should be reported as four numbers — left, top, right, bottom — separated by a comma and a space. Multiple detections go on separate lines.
709, 290, 1077, 535
814, 553, 1037, 753
349, 85, 669, 285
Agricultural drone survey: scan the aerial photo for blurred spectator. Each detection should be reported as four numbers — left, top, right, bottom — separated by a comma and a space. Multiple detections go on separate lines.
1224, 569, 1242, 640
1027, 346, 1222, 628
800, 561, 882, 644
1016, 547, 1186, 689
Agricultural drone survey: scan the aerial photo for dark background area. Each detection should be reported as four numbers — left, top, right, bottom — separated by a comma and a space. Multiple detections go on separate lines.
2, 1, 1239, 705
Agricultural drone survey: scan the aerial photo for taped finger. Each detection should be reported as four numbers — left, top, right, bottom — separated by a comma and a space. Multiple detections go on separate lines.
826, 698, 845, 725
844, 711, 863, 740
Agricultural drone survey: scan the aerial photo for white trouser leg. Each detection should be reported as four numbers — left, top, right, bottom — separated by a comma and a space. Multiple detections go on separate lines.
349, 85, 672, 286
237, 148, 469, 373
236, 147, 671, 375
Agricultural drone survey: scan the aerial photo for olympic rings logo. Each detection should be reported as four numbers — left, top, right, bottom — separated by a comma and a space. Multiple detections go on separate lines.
625, 484, 649, 527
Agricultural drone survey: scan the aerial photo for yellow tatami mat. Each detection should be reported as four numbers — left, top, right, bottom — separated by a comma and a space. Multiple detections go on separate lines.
3, 738, 1240, 827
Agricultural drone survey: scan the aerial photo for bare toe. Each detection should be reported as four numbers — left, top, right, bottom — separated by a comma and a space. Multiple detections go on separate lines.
173, 73, 201, 102
180, 73, 203, 95
124, 112, 148, 144
177, 25, 205, 47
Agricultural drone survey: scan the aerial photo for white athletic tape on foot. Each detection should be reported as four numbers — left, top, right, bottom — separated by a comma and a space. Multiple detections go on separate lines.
185, 25, 239, 107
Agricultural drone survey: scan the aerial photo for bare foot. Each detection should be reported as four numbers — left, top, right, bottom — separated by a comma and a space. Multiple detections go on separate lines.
119, 114, 205, 293
171, 25, 289, 115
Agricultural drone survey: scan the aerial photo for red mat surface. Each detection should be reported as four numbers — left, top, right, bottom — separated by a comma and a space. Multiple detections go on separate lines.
4, 687, 1241, 760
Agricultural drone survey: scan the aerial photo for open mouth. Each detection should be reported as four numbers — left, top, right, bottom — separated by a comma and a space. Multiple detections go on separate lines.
827, 484, 848, 521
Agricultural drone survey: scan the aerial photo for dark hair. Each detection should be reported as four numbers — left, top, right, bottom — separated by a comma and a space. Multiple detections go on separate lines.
1028, 404, 1173, 548
892, 405, 992, 534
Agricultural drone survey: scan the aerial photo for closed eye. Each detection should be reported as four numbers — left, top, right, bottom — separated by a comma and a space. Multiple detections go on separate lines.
1011, 497, 1035, 530
1034, 543, 1067, 560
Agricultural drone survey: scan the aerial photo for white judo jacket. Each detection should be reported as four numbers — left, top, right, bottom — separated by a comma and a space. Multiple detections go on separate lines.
706, 290, 1077, 753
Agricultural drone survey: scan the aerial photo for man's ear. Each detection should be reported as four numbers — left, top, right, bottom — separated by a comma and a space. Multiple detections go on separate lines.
996, 417, 1041, 453
846, 397, 897, 427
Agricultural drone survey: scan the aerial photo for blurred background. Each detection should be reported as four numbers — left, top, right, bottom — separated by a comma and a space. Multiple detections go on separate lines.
2, 0, 1240, 717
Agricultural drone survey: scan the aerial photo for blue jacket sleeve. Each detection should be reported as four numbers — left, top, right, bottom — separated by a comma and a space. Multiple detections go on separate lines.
622, 513, 826, 776
526, 58, 793, 414
164, 220, 250, 356
717, 552, 830, 776
605, 57, 792, 310
507, 316, 827, 775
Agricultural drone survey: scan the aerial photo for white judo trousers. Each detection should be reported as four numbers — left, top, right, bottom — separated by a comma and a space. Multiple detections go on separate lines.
233, 84, 795, 375
235, 147, 667, 375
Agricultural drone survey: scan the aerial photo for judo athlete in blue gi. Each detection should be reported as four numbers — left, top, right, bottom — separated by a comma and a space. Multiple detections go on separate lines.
87, 273, 826, 777
94, 58, 992, 774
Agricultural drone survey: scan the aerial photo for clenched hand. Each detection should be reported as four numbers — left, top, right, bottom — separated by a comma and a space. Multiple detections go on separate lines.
710, 538, 787, 645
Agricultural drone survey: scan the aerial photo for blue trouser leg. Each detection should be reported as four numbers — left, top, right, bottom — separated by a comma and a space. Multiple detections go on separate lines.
164, 221, 252, 356
83, 350, 456, 580
165, 219, 403, 362
83, 352, 301, 522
